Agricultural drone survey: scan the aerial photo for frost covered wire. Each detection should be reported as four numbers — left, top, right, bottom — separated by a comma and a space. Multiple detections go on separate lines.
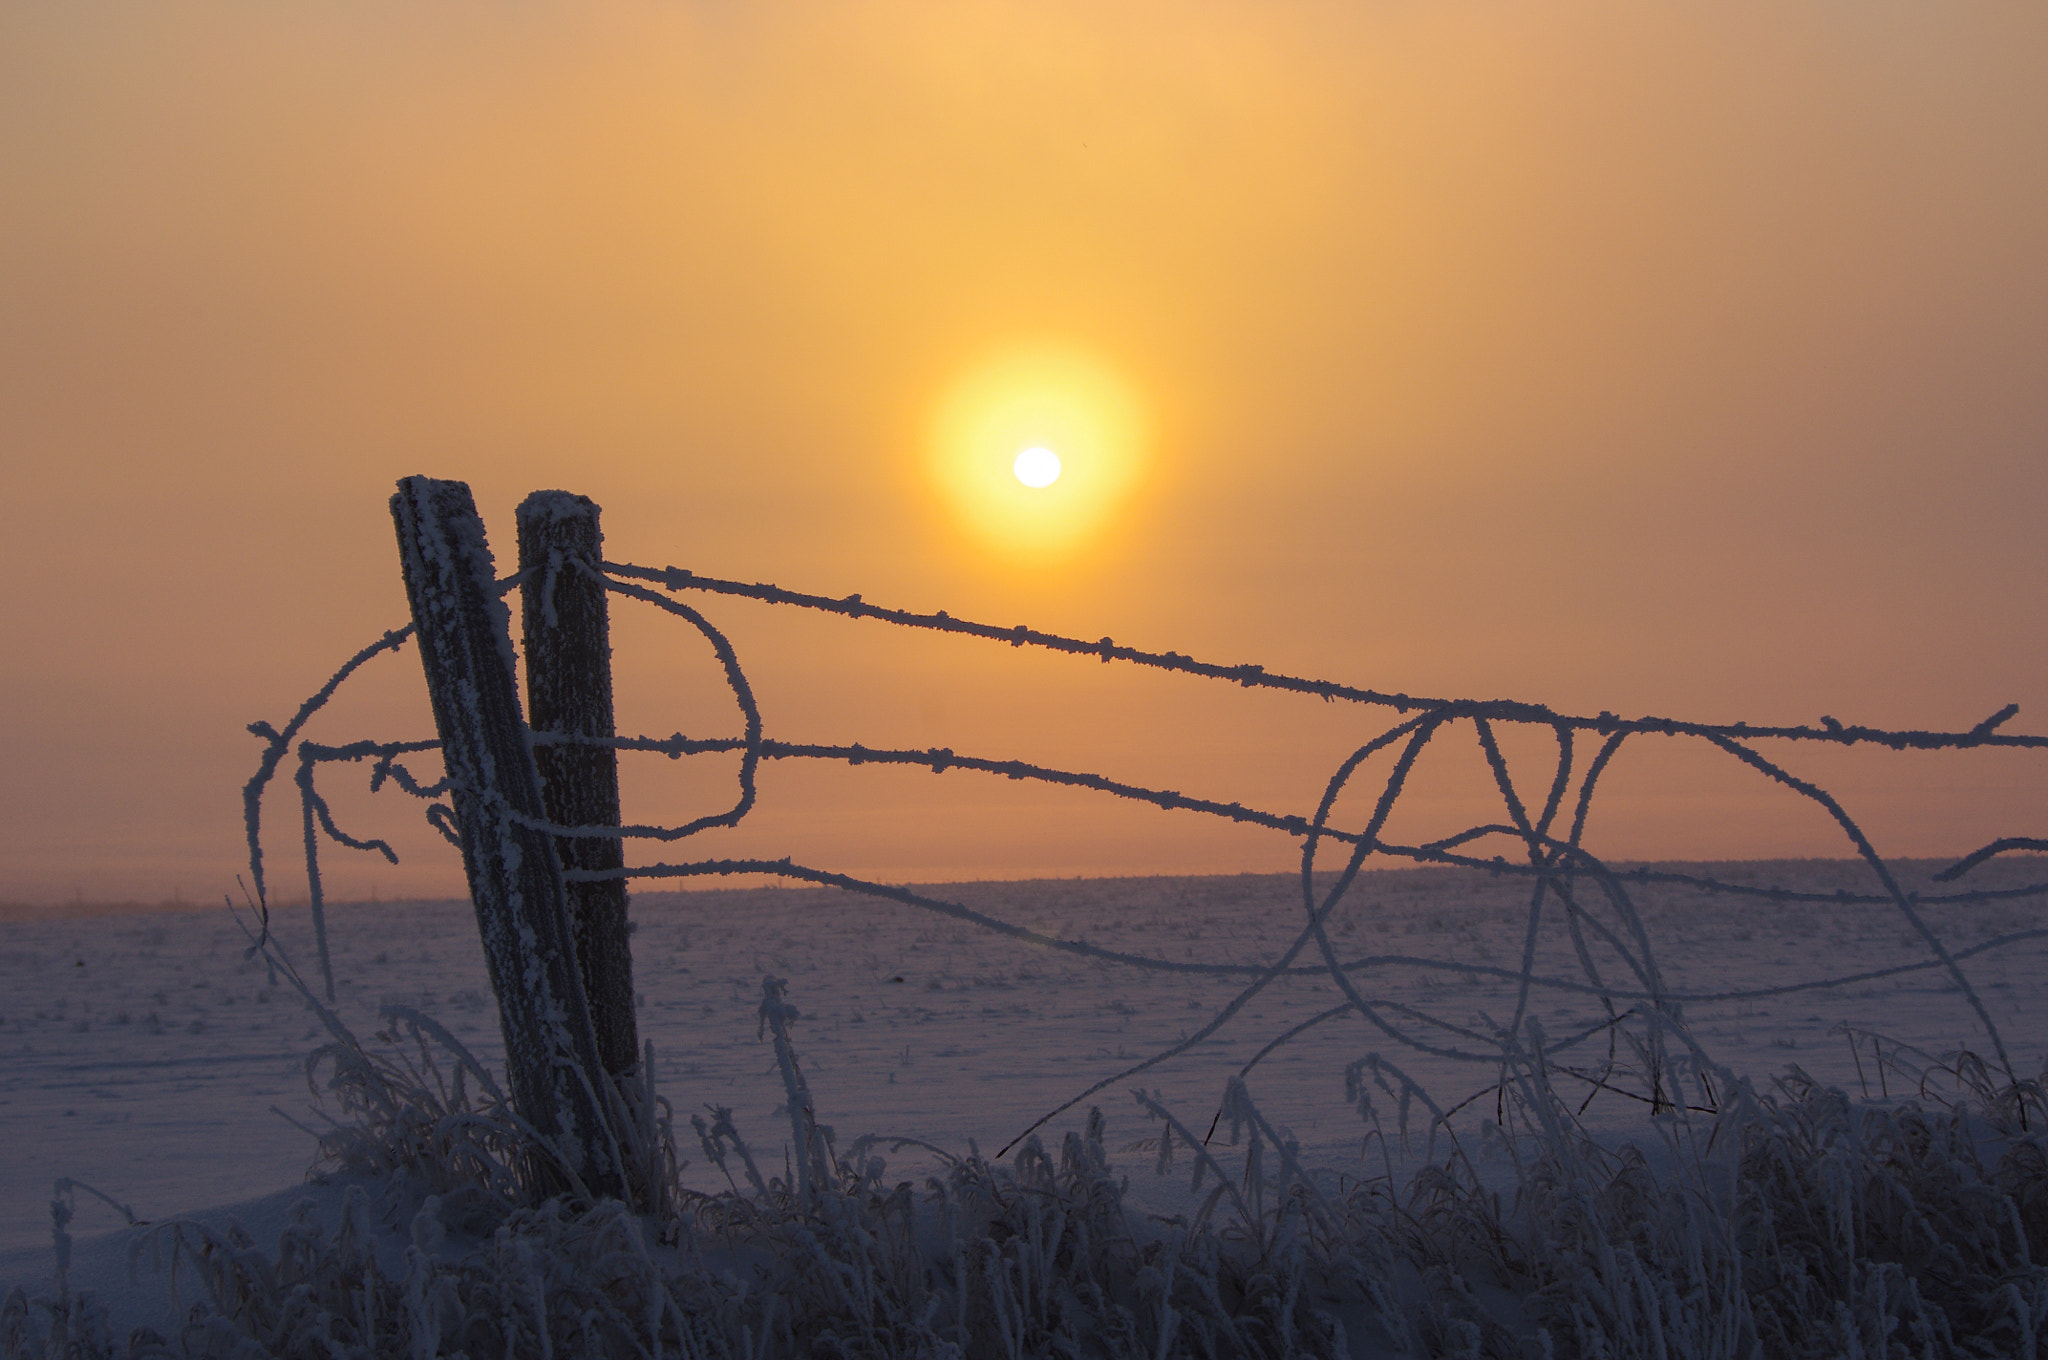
291, 739, 445, 997
605, 561, 2048, 752
242, 627, 414, 918
247, 552, 2048, 1122
238, 570, 524, 996
595, 560, 2047, 1092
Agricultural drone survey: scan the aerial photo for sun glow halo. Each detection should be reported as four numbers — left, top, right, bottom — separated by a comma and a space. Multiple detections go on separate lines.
926, 347, 1148, 563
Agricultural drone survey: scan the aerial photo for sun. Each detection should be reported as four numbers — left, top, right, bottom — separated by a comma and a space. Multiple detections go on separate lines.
1013, 447, 1061, 488
926, 346, 1148, 563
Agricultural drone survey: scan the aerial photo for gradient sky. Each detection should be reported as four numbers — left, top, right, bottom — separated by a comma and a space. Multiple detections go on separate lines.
4, 2, 2046, 906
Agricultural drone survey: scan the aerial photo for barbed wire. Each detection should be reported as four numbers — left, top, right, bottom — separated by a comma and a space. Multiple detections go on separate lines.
245, 551, 2048, 1142
604, 562, 2045, 752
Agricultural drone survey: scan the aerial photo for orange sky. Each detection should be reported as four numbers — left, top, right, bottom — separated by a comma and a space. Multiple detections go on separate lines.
3, 2, 2046, 906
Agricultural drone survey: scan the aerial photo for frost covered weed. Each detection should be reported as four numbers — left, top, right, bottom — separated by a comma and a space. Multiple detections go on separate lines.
1723, 1076, 2048, 1358
261, 914, 675, 1226
1378, 1052, 2048, 1358
12, 989, 2048, 1358
2, 979, 1406, 1359
302, 1004, 531, 1226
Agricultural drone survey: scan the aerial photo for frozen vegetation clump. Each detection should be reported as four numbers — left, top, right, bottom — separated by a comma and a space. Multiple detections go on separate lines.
1378, 1042, 2048, 1358
9, 974, 2048, 1358
2, 975, 1405, 1359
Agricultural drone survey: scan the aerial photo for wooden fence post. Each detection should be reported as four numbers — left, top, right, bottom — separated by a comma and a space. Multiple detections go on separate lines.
516, 490, 639, 1081
389, 476, 627, 1200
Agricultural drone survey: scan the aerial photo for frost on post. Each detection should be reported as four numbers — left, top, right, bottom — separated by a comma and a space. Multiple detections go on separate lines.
390, 475, 626, 1200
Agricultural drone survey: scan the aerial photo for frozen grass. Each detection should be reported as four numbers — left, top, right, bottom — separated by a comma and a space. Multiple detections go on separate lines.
10, 965, 2048, 1359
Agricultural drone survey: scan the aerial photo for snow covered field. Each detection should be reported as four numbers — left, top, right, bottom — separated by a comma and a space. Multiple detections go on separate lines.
5, 856, 2044, 1277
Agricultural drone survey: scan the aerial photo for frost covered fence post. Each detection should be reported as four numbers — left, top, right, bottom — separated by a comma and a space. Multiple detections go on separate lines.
389, 476, 628, 1200
516, 490, 638, 1081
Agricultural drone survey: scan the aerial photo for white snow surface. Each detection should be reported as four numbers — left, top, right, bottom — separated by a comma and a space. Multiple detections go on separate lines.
4, 860, 2046, 1325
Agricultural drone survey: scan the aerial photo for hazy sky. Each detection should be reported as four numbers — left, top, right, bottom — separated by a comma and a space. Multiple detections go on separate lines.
4, 2, 2046, 906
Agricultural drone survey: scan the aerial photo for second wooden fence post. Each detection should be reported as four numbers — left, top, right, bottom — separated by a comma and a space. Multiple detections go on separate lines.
390, 475, 627, 1201
516, 490, 639, 1082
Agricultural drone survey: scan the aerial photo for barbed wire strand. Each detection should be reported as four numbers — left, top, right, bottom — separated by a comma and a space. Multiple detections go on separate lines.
291, 739, 439, 1000
239, 572, 527, 954
520, 729, 2048, 907
242, 627, 414, 928
1694, 729, 2016, 1085
605, 561, 2046, 752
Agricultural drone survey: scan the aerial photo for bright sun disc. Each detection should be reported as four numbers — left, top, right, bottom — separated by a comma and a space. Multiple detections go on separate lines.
1013, 447, 1061, 488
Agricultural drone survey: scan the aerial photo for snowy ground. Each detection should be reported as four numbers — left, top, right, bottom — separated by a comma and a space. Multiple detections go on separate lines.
4, 859, 2045, 1307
